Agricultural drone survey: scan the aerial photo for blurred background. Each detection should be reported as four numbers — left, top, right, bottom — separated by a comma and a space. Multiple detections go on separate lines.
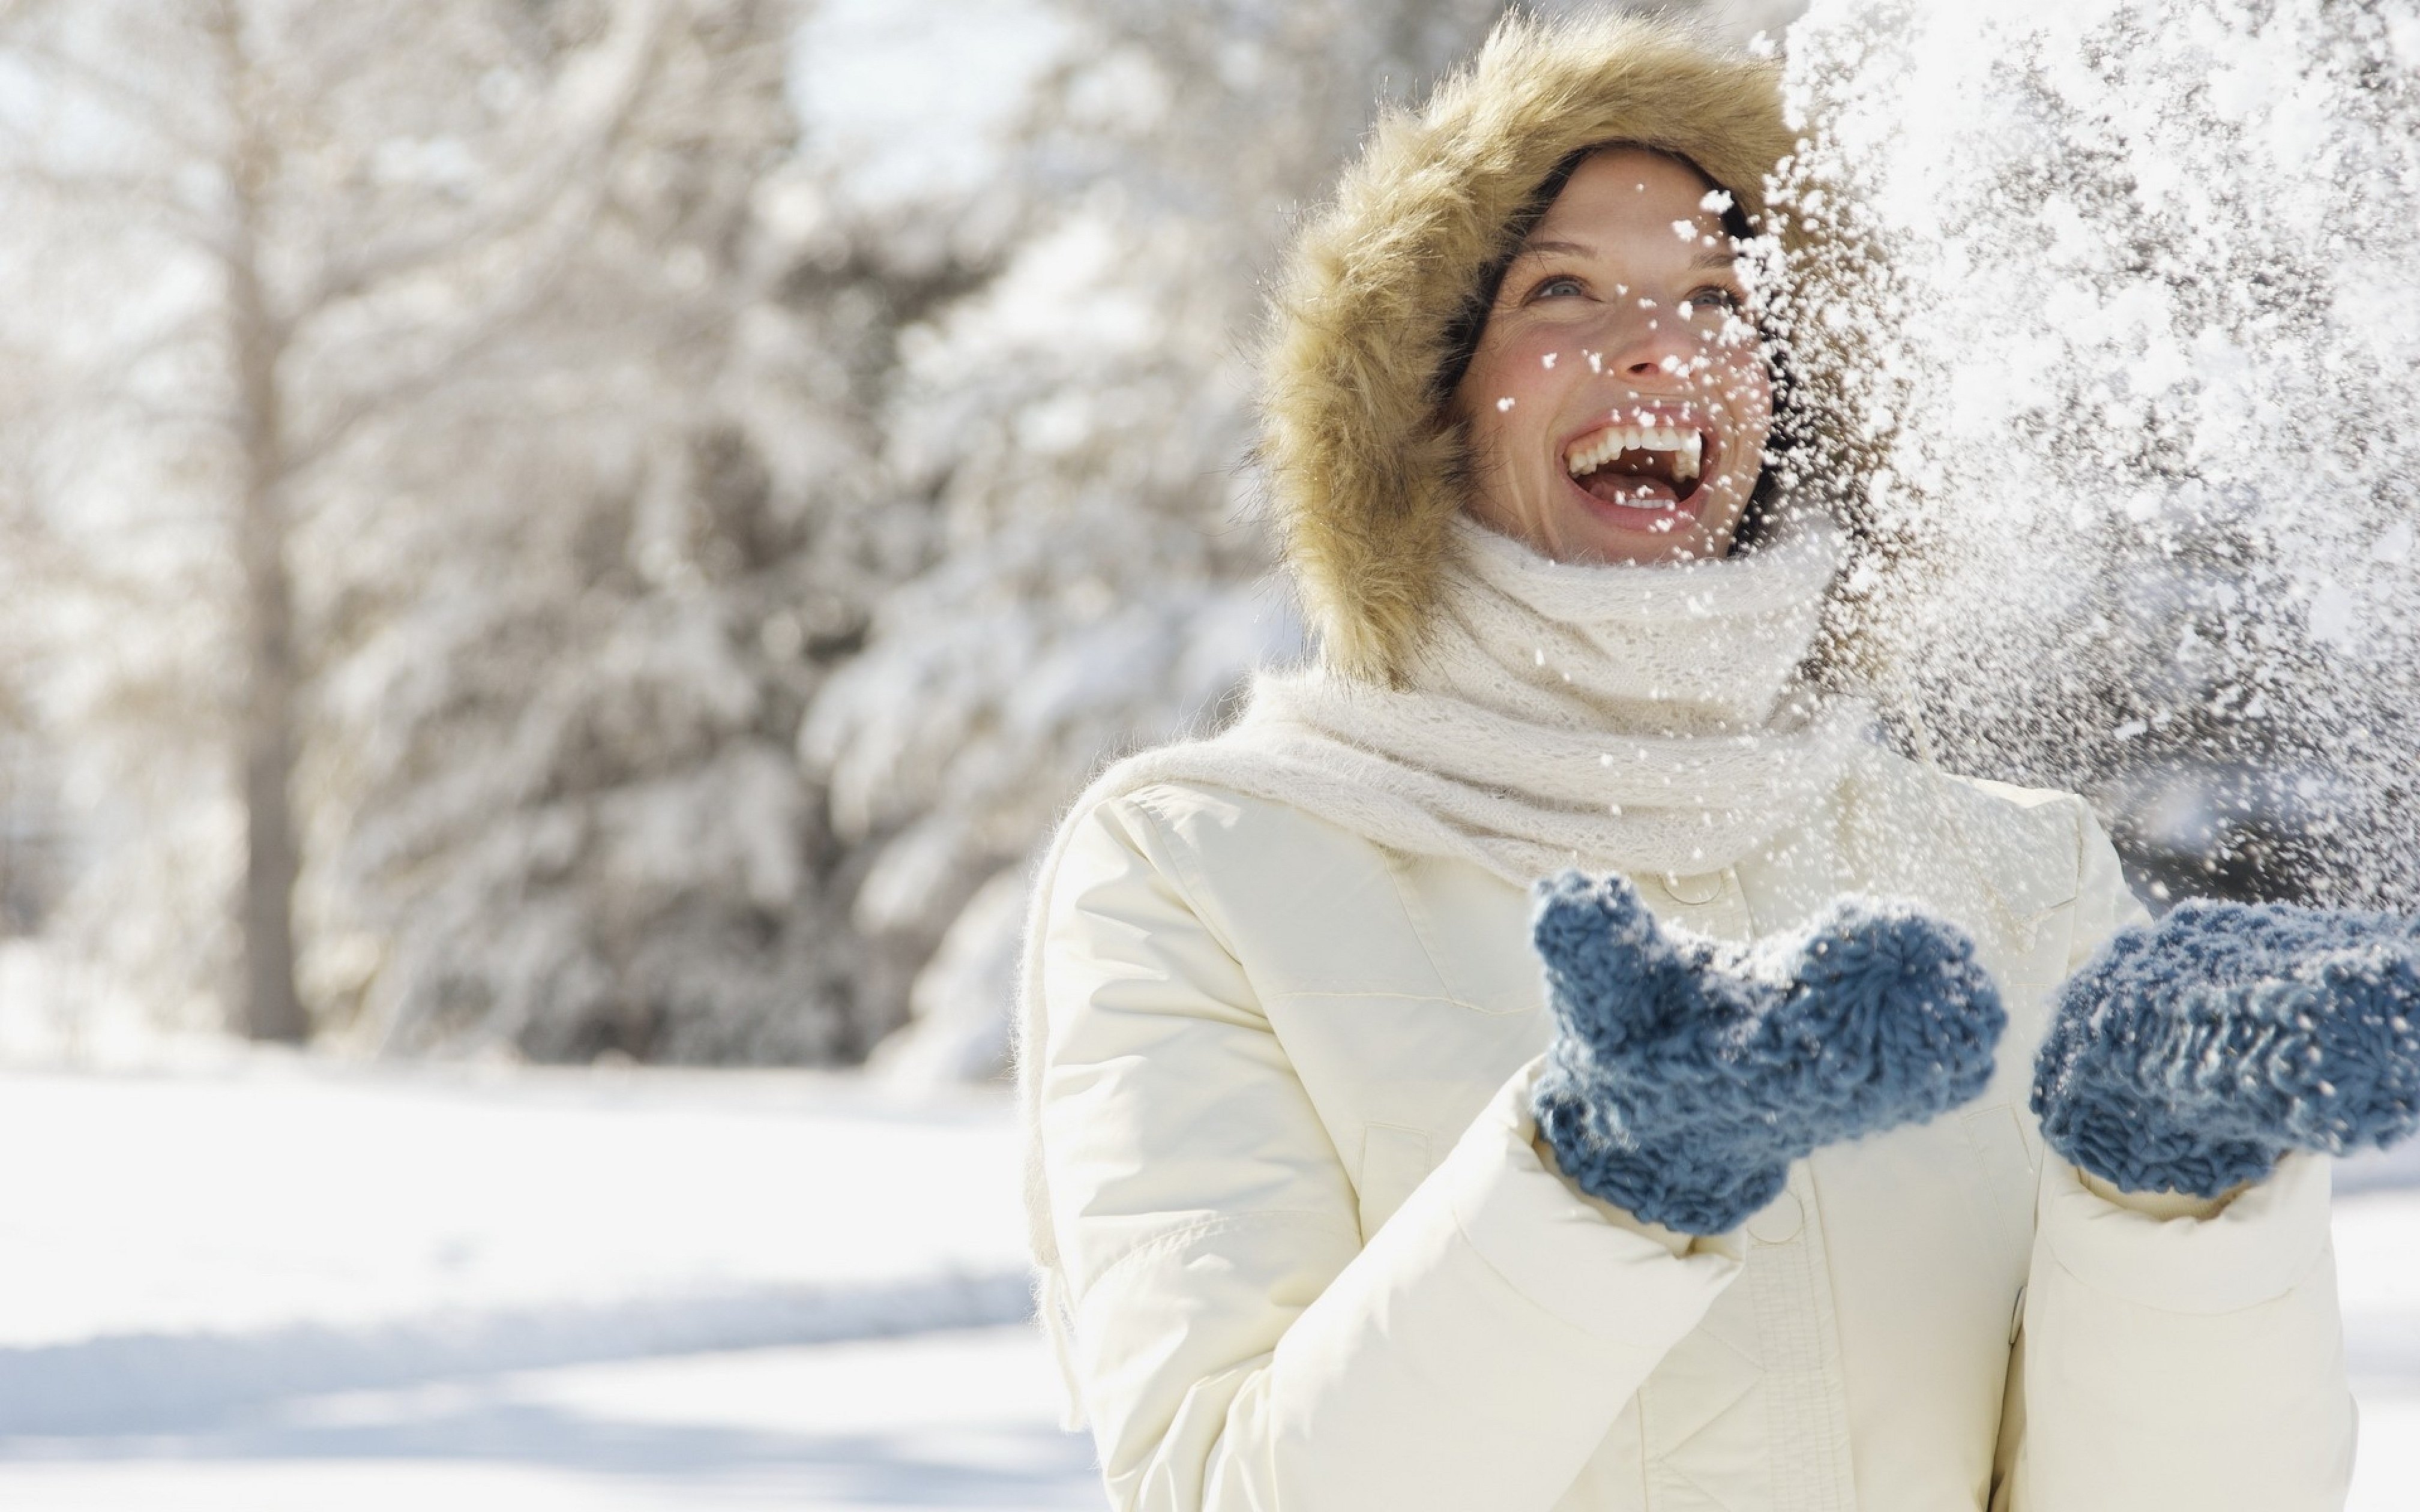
0, 0, 1801, 1081
0, 0, 2410, 1508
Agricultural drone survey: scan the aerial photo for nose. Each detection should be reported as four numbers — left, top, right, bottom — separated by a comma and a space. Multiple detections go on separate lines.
1595, 300, 1700, 382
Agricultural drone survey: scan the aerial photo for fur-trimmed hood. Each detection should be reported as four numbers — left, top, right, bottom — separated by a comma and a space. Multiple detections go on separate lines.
1259, 11, 1798, 685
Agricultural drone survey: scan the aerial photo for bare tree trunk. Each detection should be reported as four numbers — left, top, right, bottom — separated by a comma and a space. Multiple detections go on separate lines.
235, 392, 303, 1045
215, 1, 305, 1043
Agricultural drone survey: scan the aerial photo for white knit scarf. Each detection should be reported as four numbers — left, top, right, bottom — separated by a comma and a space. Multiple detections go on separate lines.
1013, 511, 1867, 1429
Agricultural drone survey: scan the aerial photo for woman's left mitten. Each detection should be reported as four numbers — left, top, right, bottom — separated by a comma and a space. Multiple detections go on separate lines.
1529, 871, 2006, 1235
2031, 899, 2420, 1199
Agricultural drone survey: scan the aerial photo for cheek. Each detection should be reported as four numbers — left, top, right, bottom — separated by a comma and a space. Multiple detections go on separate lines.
1712, 346, 1775, 434
1461, 328, 1574, 453
1468, 326, 1572, 410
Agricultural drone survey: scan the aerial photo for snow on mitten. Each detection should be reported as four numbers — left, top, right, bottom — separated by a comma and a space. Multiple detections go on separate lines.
2032, 899, 2420, 1199
1529, 871, 2006, 1235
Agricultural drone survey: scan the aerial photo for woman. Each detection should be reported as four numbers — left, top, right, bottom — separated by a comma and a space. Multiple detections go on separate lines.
1016, 13, 2357, 1510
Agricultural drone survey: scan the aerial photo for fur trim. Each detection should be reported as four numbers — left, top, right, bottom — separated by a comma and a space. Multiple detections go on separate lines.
1260, 11, 1797, 685
1531, 870, 2005, 1235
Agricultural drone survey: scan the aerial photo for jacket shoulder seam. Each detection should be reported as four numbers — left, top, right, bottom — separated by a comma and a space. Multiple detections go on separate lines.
2065, 792, 2092, 917
1088, 784, 1255, 975
1381, 851, 1473, 1009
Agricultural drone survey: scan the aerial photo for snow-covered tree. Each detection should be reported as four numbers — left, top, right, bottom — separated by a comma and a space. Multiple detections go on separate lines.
792, 0, 1520, 1077
0, 0, 902, 1057
283, 0, 877, 1063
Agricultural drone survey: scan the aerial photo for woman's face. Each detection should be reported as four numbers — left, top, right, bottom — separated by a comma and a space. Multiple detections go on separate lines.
1450, 146, 1774, 565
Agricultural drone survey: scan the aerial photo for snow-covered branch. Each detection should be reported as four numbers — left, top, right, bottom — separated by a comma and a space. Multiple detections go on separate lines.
279, 0, 673, 334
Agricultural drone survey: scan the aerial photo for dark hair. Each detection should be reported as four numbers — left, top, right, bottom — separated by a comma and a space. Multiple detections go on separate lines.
1432, 142, 1795, 549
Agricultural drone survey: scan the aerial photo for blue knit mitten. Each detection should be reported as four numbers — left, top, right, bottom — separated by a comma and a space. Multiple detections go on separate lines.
2031, 899, 2420, 1198
1529, 871, 2007, 1235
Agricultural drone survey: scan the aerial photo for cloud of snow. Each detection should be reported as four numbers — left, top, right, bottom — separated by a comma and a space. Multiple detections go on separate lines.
1779, 0, 2420, 904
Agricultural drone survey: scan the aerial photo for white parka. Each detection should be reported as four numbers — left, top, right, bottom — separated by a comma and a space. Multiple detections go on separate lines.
1025, 14, 2357, 1508
1032, 763, 2355, 1510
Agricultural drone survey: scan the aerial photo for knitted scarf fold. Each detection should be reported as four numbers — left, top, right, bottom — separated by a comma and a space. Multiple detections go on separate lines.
1214, 514, 1862, 882
1014, 512, 1864, 1429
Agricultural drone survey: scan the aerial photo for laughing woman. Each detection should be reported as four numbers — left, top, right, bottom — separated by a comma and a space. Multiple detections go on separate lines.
1016, 13, 2362, 1511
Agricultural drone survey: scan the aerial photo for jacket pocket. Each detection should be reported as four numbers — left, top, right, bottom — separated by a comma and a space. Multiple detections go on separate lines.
1356, 1122, 1434, 1241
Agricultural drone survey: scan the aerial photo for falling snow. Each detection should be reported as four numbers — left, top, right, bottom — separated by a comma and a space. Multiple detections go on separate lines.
1774, 0, 2420, 906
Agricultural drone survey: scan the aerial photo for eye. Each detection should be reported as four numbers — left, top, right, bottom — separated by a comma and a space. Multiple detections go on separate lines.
1526, 274, 1587, 302
1684, 285, 1744, 313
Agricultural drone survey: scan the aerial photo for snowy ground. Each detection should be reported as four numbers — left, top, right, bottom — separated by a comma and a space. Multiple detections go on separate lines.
0, 1327, 1094, 1510
0, 1060, 1100, 1509
0, 1060, 2411, 1510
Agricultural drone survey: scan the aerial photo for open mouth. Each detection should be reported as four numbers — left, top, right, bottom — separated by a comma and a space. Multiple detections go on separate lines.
1562, 421, 1712, 513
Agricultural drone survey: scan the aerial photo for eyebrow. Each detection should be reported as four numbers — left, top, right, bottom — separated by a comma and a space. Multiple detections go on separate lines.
1513, 238, 1739, 270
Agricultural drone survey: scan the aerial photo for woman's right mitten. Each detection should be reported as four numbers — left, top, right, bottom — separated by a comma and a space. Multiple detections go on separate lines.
1529, 870, 2006, 1235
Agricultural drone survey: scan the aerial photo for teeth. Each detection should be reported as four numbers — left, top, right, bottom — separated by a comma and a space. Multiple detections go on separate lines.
1563, 422, 1709, 479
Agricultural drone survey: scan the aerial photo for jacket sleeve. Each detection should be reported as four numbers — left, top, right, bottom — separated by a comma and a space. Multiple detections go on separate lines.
1997, 800, 2358, 1510
1036, 793, 1744, 1512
